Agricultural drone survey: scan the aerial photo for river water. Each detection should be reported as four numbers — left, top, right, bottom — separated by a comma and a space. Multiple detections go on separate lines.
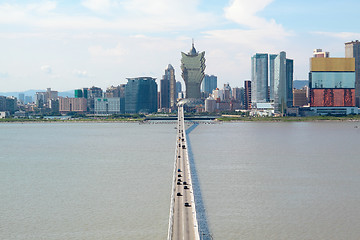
1, 121, 360, 239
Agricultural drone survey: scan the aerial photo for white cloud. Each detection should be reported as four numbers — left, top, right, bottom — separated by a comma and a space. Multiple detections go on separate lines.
0, 72, 9, 78
41, 65, 52, 74
0, 0, 217, 32
313, 31, 360, 40
81, 0, 117, 13
89, 43, 126, 57
73, 69, 90, 78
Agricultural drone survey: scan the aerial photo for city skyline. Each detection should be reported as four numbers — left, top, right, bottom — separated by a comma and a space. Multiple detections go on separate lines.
1, 0, 360, 92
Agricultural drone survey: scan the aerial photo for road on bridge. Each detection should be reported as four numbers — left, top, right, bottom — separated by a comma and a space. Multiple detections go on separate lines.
171, 106, 198, 240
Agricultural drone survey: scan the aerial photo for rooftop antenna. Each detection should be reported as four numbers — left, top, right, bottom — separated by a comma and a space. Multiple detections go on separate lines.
192, 38, 194, 48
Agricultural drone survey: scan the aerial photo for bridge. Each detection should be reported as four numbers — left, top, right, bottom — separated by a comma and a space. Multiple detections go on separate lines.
145, 116, 218, 121
167, 106, 200, 240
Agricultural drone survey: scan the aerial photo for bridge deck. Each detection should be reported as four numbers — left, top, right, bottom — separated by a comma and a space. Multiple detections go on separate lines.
168, 106, 199, 240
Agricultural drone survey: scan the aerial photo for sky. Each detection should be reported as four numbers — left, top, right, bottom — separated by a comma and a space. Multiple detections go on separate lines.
1, 0, 360, 92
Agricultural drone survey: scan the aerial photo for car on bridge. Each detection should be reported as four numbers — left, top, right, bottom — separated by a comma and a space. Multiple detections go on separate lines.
184, 186, 189, 189
177, 192, 182, 196
184, 202, 191, 207
178, 174, 182, 177
178, 169, 181, 172
177, 182, 182, 185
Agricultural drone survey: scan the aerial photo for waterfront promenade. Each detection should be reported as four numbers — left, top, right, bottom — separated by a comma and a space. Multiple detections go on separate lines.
168, 106, 200, 240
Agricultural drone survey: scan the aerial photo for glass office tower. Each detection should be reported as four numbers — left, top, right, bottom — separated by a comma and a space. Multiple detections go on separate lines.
125, 77, 158, 113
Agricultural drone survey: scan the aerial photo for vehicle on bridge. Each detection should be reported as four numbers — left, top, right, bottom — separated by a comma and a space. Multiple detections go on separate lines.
184, 202, 191, 207
177, 192, 182, 196
184, 186, 189, 189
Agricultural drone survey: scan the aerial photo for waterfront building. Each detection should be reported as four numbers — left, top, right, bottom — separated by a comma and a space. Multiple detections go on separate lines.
269, 54, 277, 101
35, 88, 58, 108
159, 64, 176, 110
160, 76, 169, 109
0, 96, 17, 113
251, 53, 268, 105
252, 52, 293, 114
181, 42, 206, 99
293, 89, 308, 107
223, 83, 232, 101
309, 56, 357, 115
244, 80, 252, 110
125, 77, 157, 113
167, 64, 177, 109
201, 74, 217, 97
94, 98, 122, 115
205, 97, 216, 112
232, 87, 245, 101
345, 40, 360, 106
59, 97, 87, 113
87, 86, 103, 113
272, 52, 293, 114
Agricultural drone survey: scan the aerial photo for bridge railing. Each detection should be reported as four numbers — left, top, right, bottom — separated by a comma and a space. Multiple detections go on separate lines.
167, 118, 180, 240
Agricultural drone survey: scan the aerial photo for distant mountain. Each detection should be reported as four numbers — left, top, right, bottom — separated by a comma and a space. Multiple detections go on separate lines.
293, 80, 309, 89
0, 90, 74, 98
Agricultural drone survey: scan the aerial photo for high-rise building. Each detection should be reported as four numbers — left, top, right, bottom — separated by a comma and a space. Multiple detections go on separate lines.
309, 57, 357, 115
345, 40, 360, 107
0, 96, 17, 113
94, 98, 122, 115
181, 42, 206, 99
167, 64, 176, 108
201, 74, 217, 96
160, 75, 169, 109
59, 98, 87, 113
159, 64, 176, 110
18, 93, 25, 104
176, 81, 182, 96
87, 86, 103, 113
35, 88, 58, 108
24, 96, 32, 104
125, 77, 158, 113
244, 80, 252, 110
293, 89, 308, 107
269, 54, 277, 101
251, 53, 268, 104
252, 52, 293, 113
273, 52, 293, 113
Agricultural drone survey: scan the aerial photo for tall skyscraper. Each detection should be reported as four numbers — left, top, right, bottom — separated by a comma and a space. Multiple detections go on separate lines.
269, 54, 277, 101
273, 52, 293, 113
160, 76, 169, 109
244, 80, 251, 110
201, 74, 217, 96
251, 52, 293, 113
160, 64, 176, 110
345, 40, 360, 106
251, 53, 268, 105
176, 81, 182, 97
181, 42, 206, 99
125, 77, 158, 113
167, 64, 176, 108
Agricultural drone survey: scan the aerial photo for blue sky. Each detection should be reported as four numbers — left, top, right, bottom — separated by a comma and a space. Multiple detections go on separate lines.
1, 0, 360, 92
